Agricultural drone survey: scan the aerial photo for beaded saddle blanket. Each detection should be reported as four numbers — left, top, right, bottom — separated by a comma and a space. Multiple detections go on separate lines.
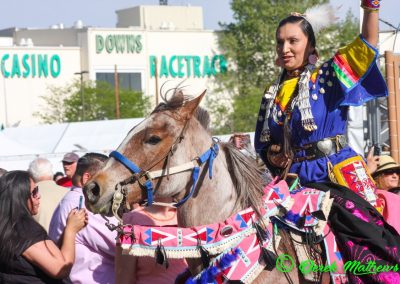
118, 179, 339, 283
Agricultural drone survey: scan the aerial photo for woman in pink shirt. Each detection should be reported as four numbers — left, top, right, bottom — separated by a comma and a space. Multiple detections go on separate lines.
116, 201, 188, 284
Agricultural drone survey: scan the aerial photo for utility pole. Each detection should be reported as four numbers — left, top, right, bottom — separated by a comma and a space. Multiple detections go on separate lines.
74, 71, 89, 121
114, 65, 120, 119
155, 57, 159, 106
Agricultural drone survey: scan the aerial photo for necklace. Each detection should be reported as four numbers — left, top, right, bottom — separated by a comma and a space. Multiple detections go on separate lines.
286, 68, 304, 78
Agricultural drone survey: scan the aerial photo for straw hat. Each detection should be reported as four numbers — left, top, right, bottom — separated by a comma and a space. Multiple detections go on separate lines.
372, 155, 400, 177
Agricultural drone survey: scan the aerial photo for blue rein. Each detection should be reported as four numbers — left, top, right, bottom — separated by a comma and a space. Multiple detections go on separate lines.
109, 142, 219, 207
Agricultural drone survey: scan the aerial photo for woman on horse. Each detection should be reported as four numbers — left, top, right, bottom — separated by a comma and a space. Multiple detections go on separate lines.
255, 1, 400, 282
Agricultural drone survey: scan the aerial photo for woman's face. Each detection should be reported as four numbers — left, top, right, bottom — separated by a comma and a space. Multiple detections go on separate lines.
377, 170, 400, 191
276, 22, 313, 71
27, 179, 40, 215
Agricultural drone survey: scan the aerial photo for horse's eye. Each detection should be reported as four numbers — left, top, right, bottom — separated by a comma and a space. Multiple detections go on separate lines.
146, 136, 161, 145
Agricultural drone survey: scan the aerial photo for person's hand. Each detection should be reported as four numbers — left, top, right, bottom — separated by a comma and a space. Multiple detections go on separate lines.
66, 208, 88, 234
367, 146, 379, 174
267, 144, 289, 168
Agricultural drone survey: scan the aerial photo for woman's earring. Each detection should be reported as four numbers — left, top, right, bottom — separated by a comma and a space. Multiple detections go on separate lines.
308, 54, 318, 65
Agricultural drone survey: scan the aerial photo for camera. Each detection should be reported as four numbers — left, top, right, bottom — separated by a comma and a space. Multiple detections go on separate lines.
373, 143, 382, 156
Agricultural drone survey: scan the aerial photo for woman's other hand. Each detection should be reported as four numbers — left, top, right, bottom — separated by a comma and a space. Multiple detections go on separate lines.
267, 144, 289, 168
66, 208, 88, 234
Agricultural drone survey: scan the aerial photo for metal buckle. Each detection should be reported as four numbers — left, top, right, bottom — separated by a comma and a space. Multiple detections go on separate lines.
337, 135, 347, 148
138, 171, 152, 187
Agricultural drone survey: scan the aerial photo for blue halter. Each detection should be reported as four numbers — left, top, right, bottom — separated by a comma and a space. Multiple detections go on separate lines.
109, 142, 219, 207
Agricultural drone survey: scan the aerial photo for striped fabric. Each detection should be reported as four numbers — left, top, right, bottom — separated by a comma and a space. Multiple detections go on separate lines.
332, 36, 376, 89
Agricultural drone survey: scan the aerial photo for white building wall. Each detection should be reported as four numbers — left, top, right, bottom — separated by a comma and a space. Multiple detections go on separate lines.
14, 28, 82, 47
116, 5, 203, 30
146, 30, 221, 100
0, 47, 81, 126
0, 5, 227, 127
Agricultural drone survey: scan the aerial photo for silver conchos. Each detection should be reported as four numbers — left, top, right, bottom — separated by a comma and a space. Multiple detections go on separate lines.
317, 138, 334, 155
312, 93, 318, 100
220, 225, 233, 237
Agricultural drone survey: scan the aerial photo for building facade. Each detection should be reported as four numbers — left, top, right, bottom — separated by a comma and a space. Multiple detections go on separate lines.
0, 5, 226, 127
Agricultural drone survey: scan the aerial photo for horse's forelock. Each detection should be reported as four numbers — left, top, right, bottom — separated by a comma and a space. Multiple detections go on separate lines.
153, 88, 209, 131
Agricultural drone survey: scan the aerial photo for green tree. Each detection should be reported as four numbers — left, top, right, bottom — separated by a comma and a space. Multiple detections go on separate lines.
35, 80, 150, 123
210, 0, 359, 134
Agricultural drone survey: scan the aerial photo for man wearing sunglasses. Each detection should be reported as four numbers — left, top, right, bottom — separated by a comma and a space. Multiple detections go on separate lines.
57, 152, 79, 188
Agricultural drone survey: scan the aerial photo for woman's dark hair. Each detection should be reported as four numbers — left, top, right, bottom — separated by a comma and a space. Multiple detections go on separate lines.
0, 171, 38, 264
53, 171, 64, 181
72, 152, 108, 186
276, 15, 316, 49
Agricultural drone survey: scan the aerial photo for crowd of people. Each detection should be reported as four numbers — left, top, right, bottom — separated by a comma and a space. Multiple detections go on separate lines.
0, 152, 185, 283
0, 0, 399, 283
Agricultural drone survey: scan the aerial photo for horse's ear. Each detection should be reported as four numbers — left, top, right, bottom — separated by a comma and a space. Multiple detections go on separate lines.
180, 90, 206, 120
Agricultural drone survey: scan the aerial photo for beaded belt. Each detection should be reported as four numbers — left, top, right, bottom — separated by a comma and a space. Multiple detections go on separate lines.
293, 135, 347, 163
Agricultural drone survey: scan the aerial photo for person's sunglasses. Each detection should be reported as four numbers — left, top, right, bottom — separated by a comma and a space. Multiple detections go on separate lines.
383, 169, 400, 175
31, 186, 39, 198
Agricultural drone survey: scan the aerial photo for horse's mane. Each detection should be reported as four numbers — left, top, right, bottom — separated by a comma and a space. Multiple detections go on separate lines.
221, 142, 264, 212
194, 107, 210, 132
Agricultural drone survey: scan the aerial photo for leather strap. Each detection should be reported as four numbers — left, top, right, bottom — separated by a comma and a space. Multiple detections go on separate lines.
293, 135, 347, 163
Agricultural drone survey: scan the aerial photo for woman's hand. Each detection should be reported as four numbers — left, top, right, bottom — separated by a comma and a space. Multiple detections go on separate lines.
267, 144, 289, 168
367, 146, 379, 175
66, 208, 88, 234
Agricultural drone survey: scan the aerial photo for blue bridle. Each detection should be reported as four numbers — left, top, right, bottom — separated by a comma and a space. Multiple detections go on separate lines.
109, 141, 219, 207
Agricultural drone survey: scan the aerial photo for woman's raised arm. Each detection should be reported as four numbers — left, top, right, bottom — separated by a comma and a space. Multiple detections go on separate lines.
361, 0, 380, 47
22, 209, 87, 279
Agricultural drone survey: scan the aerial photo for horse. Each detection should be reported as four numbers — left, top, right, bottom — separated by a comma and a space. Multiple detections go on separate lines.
84, 89, 328, 283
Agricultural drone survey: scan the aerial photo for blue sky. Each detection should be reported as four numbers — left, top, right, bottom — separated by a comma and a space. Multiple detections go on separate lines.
0, 0, 398, 31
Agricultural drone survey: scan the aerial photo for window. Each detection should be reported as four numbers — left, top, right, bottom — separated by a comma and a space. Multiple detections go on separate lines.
96, 72, 142, 91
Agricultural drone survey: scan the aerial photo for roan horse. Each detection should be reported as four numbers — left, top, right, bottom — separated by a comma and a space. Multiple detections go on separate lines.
84, 90, 327, 283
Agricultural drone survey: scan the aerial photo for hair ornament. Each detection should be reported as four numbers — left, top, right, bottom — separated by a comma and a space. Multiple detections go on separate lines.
304, 4, 338, 33
290, 12, 306, 17
292, 4, 338, 34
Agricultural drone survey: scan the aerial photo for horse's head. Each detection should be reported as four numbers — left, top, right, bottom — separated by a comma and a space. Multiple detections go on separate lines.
84, 89, 209, 217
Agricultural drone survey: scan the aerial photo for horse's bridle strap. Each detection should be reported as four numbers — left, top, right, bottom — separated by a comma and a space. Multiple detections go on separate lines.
109, 142, 220, 209
147, 160, 200, 179
110, 150, 141, 174
110, 150, 155, 206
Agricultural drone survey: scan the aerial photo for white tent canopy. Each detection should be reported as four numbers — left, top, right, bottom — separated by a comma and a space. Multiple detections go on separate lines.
0, 118, 144, 172
0, 132, 42, 156
0, 117, 254, 172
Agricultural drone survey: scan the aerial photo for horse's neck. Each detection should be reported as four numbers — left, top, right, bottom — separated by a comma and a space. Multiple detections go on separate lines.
177, 149, 239, 227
